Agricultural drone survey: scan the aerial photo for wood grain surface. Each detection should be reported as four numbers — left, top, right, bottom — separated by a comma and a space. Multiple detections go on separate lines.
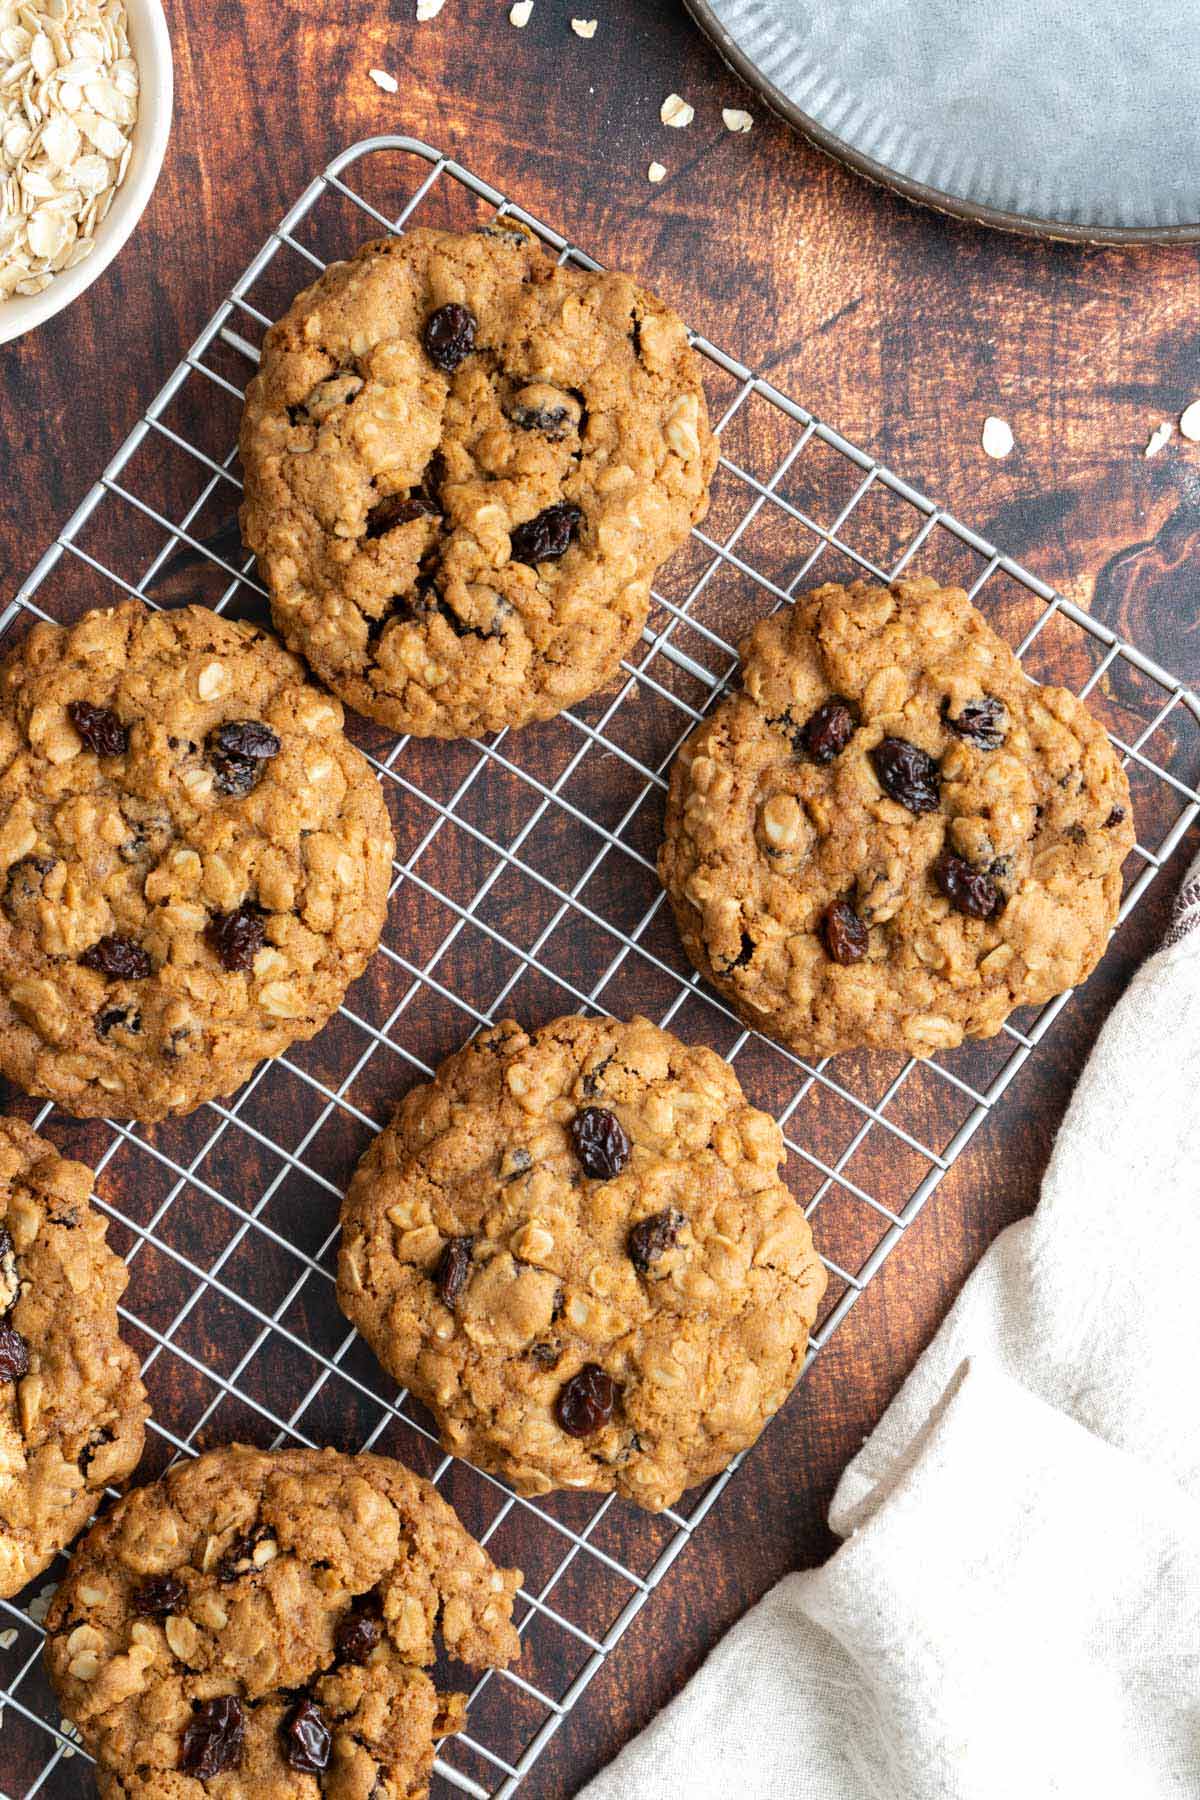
2, 2, 1199, 1795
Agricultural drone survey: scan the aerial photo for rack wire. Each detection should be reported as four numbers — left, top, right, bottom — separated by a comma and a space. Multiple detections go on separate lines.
1, 135, 1198, 1800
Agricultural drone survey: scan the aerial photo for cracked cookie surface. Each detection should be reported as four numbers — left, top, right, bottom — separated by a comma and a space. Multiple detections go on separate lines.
0, 601, 395, 1120
44, 1444, 522, 1800
337, 1015, 827, 1512
659, 576, 1135, 1059
0, 1116, 146, 1597
239, 225, 717, 738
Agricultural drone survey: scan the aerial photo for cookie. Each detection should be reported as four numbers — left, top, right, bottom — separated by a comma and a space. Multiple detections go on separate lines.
44, 1444, 522, 1800
0, 1116, 146, 1598
337, 1014, 827, 1512
239, 224, 717, 738
0, 601, 395, 1119
659, 576, 1135, 1059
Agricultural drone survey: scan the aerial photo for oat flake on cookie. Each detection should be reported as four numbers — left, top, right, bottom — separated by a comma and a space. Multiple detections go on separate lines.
0, 0, 138, 302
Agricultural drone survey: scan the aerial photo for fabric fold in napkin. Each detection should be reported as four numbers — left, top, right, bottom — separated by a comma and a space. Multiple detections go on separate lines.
580, 851, 1200, 1800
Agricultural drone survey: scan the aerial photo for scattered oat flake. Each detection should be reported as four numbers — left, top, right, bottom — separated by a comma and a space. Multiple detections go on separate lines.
571, 17, 597, 36
28, 1583, 56, 1624
722, 107, 753, 132
1179, 400, 1200, 442
981, 416, 1014, 459
647, 161, 667, 183
368, 67, 398, 91
0, 1628, 16, 1649
661, 93, 694, 128
1144, 420, 1173, 458
509, 0, 532, 22
415, 0, 445, 17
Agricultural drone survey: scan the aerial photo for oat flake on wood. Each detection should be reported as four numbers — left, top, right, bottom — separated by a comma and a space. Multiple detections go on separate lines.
0, 0, 139, 302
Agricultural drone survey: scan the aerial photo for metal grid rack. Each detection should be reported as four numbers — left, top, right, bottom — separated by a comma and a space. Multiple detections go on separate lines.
1, 135, 1198, 1799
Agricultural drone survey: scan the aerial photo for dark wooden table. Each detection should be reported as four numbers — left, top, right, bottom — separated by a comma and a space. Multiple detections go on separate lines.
3, 2, 1199, 1795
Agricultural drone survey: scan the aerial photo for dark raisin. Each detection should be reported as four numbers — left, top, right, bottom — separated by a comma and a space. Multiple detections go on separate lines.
365, 493, 434, 538
511, 403, 571, 436
78, 1424, 114, 1476
530, 1341, 561, 1370
579, 1053, 613, 1099
422, 303, 476, 373
210, 720, 280, 763
67, 701, 128, 758
569, 1107, 631, 1180
435, 1236, 473, 1309
335, 1597, 383, 1665
1063, 822, 1088, 845
940, 695, 1007, 750
116, 807, 169, 865
870, 737, 941, 814
721, 929, 756, 975
821, 900, 869, 965
1105, 805, 1126, 828
3, 856, 55, 923
799, 697, 858, 764
208, 904, 265, 974
627, 1208, 683, 1274
207, 721, 280, 798
95, 1005, 140, 1040
556, 1364, 618, 1437
510, 503, 583, 565
81, 935, 152, 980
133, 1574, 185, 1617
216, 1528, 266, 1583
180, 1697, 245, 1777
476, 219, 531, 246
210, 755, 259, 799
935, 852, 1003, 921
0, 1323, 27, 1382
282, 1699, 331, 1773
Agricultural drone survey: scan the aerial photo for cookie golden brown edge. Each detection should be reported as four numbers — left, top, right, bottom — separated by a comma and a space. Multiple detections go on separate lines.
338, 1014, 827, 1512
44, 1444, 522, 1800
0, 601, 395, 1119
658, 575, 1135, 1059
239, 224, 717, 738
0, 1116, 146, 1598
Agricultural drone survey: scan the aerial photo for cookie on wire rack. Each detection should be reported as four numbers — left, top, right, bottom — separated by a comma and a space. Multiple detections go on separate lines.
0, 1116, 146, 1598
658, 575, 1136, 1060
239, 223, 717, 738
0, 601, 395, 1120
44, 1444, 522, 1800
337, 1014, 827, 1513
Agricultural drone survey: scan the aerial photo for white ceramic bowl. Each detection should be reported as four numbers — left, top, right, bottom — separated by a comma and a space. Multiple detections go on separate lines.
0, 0, 173, 347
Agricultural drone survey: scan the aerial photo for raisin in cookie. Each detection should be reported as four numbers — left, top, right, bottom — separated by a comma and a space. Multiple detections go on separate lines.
659, 576, 1135, 1059
0, 601, 394, 1120
337, 1015, 826, 1512
239, 225, 717, 738
44, 1445, 522, 1800
0, 1116, 146, 1597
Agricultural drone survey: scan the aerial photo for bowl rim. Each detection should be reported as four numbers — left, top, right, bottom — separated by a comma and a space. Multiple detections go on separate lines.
0, 0, 174, 348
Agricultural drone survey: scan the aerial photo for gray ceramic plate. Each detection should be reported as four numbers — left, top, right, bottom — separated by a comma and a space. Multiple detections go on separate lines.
685, 0, 1200, 243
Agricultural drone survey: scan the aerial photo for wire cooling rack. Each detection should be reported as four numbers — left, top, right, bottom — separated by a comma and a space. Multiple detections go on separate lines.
1, 135, 1198, 1800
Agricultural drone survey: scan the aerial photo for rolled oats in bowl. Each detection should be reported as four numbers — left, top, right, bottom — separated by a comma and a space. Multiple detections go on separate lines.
0, 0, 138, 301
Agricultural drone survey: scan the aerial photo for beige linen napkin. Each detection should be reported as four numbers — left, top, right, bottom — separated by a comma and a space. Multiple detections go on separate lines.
580, 851, 1200, 1800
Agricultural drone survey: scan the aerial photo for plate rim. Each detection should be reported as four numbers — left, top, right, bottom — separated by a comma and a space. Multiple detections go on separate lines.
684, 0, 1200, 246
